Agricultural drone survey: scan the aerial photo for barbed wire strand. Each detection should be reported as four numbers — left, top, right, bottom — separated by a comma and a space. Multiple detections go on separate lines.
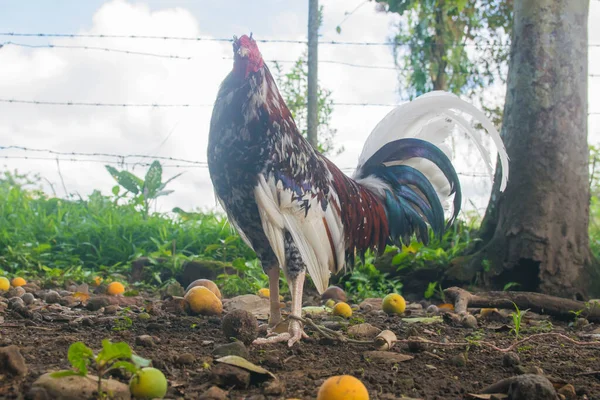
0, 149, 491, 177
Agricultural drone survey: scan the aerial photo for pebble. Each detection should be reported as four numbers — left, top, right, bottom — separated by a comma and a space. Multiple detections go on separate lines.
363, 351, 414, 364
175, 353, 196, 365
0, 345, 28, 376
426, 304, 439, 314
8, 286, 26, 298
30, 372, 129, 400
450, 353, 467, 367
461, 314, 478, 329
199, 386, 229, 400
44, 290, 61, 304
21, 292, 35, 305
212, 341, 249, 359
557, 384, 577, 400
211, 363, 251, 389
104, 305, 120, 315
86, 296, 110, 311
135, 334, 155, 347
347, 323, 382, 339
137, 312, 151, 320
482, 374, 556, 400
263, 379, 286, 395
8, 297, 25, 309
502, 352, 521, 367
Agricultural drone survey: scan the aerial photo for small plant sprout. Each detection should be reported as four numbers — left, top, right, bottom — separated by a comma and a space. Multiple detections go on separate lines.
510, 302, 529, 339
51, 340, 154, 399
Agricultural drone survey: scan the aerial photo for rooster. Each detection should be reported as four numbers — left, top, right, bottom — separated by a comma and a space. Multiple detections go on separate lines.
207, 34, 509, 346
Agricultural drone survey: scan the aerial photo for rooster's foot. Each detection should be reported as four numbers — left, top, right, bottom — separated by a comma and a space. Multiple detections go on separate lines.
253, 319, 307, 346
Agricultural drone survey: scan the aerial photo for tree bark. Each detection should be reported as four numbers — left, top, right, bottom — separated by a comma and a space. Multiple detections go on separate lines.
453, 0, 598, 298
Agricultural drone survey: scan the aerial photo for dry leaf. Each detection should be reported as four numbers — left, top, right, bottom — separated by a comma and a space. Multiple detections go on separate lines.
215, 356, 276, 379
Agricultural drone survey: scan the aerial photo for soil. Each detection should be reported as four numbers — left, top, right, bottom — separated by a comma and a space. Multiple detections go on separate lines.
1, 287, 599, 400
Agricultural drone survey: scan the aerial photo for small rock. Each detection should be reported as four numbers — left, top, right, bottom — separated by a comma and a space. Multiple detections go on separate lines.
503, 352, 521, 367
59, 296, 81, 308
426, 304, 439, 314
482, 374, 557, 400
199, 386, 229, 400
81, 318, 94, 327
363, 351, 413, 364
211, 363, 251, 389
59, 290, 73, 297
31, 372, 130, 400
137, 312, 151, 320
8, 297, 25, 309
557, 384, 576, 400
8, 286, 26, 298
406, 302, 423, 311
212, 342, 249, 359
407, 340, 427, 353
104, 305, 120, 315
515, 365, 545, 375
347, 323, 381, 339
135, 335, 155, 347
321, 286, 347, 302
163, 296, 188, 315
222, 309, 259, 345
162, 281, 186, 298
44, 291, 61, 304
86, 297, 111, 311
21, 292, 35, 305
450, 353, 467, 367
461, 314, 478, 329
321, 321, 345, 331
224, 294, 270, 320
263, 379, 285, 395
574, 318, 589, 329
0, 345, 28, 376
175, 353, 196, 365
359, 298, 383, 312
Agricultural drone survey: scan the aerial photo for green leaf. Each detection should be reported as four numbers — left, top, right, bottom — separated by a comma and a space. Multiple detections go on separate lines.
50, 370, 82, 378
112, 185, 120, 196
110, 361, 139, 374
143, 161, 163, 198
336, 25, 341, 34
67, 342, 94, 376
117, 171, 142, 194
131, 354, 152, 368
96, 340, 132, 364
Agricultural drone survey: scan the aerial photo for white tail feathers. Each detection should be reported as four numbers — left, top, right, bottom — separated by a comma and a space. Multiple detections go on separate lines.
355, 91, 509, 198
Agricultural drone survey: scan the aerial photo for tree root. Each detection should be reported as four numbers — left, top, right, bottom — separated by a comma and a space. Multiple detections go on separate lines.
443, 286, 600, 322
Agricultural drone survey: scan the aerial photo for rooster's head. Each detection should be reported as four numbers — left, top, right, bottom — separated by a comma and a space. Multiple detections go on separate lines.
232, 34, 264, 79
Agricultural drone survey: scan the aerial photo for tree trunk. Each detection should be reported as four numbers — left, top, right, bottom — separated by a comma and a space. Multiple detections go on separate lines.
452, 0, 598, 298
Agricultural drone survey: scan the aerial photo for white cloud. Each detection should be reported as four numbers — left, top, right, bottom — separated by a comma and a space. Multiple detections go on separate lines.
0, 0, 598, 217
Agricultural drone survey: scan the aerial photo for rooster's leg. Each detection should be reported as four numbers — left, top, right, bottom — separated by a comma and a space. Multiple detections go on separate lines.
267, 267, 281, 327
253, 271, 308, 346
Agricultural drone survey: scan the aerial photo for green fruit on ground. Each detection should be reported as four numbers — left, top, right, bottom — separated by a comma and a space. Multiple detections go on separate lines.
129, 367, 168, 399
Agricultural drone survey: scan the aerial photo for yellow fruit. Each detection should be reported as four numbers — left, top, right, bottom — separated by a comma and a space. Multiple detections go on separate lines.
317, 375, 369, 400
184, 286, 223, 316
92, 276, 103, 287
11, 277, 27, 287
324, 299, 336, 308
0, 277, 9, 291
332, 302, 352, 318
129, 367, 168, 399
479, 307, 498, 317
438, 303, 455, 311
257, 288, 270, 298
107, 282, 125, 296
257, 288, 283, 301
185, 279, 222, 299
382, 293, 406, 315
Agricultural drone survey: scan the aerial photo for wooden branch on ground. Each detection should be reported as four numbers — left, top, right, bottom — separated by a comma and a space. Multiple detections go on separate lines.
443, 286, 600, 322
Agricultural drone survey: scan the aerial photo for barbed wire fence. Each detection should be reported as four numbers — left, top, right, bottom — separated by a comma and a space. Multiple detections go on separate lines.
0, 30, 599, 205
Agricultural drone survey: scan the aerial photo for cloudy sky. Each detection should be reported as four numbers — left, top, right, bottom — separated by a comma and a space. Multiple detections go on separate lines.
1, 0, 599, 215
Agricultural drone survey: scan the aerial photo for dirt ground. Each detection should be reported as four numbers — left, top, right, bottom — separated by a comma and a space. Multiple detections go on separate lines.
1, 286, 599, 399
